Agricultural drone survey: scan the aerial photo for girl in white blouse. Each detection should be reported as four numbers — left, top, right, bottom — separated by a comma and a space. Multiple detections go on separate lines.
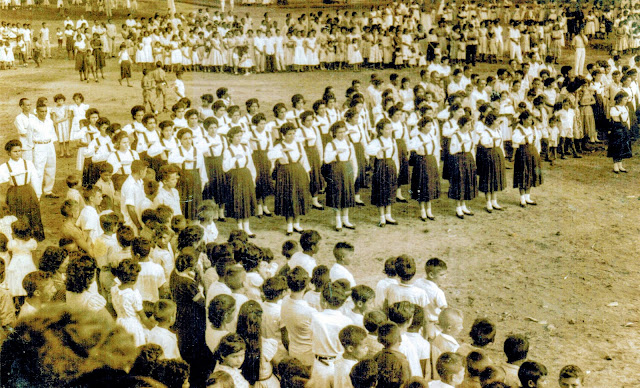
448, 116, 478, 219
107, 131, 140, 191
512, 111, 543, 207
476, 113, 507, 212
324, 121, 358, 231
168, 128, 208, 220
297, 111, 325, 210
608, 91, 633, 173
223, 126, 257, 238
267, 123, 311, 236
147, 120, 178, 174
344, 108, 368, 206
408, 118, 440, 221
365, 118, 399, 227
201, 117, 228, 221
249, 113, 274, 218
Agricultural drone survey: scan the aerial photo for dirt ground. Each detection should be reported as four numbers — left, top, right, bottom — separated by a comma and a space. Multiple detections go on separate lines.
1, 2, 640, 387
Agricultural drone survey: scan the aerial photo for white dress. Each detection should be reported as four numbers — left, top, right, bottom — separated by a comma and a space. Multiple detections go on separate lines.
111, 286, 147, 346
6, 238, 37, 297
142, 36, 153, 63
51, 105, 70, 142
292, 36, 307, 65
69, 103, 89, 141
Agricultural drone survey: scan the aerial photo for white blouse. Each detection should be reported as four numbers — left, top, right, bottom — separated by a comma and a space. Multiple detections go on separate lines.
136, 129, 160, 153
222, 144, 257, 181
201, 134, 226, 157
408, 132, 439, 156
107, 149, 140, 175
324, 139, 358, 179
345, 122, 367, 144
449, 131, 474, 154
0, 159, 41, 197
85, 135, 114, 162
296, 125, 324, 163
313, 115, 331, 136
479, 126, 504, 149
147, 137, 178, 160
267, 141, 311, 172
512, 125, 536, 147
365, 136, 400, 171
441, 118, 459, 138
391, 120, 409, 142
168, 146, 208, 188
249, 129, 272, 152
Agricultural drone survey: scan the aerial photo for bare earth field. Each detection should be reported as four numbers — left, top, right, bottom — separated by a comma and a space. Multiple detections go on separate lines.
1, 3, 640, 387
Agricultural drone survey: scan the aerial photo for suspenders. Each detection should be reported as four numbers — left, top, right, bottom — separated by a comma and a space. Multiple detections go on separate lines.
5, 160, 29, 186
331, 140, 351, 162
179, 147, 197, 170
115, 150, 134, 175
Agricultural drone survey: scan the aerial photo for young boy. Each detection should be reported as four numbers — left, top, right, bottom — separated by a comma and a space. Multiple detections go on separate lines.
281, 266, 316, 368
76, 185, 103, 242
518, 361, 549, 388
65, 175, 85, 209
406, 303, 431, 380
139, 209, 159, 242
344, 285, 375, 326
375, 257, 398, 308
276, 239, 299, 278
132, 237, 167, 303
431, 308, 464, 380
142, 68, 156, 114
18, 271, 55, 320
388, 301, 426, 378
334, 325, 369, 388
558, 365, 584, 388
502, 334, 529, 388
458, 317, 497, 357
94, 163, 116, 205
372, 322, 411, 388
414, 257, 448, 338
93, 213, 121, 294
461, 351, 491, 388
429, 352, 465, 388
173, 71, 185, 99
384, 255, 429, 313
289, 230, 321, 276
362, 310, 386, 358
150, 224, 174, 281
329, 242, 356, 288
147, 299, 181, 359
308, 282, 353, 388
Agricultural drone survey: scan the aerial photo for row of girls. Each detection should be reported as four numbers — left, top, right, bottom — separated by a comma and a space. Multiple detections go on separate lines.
67, 85, 545, 238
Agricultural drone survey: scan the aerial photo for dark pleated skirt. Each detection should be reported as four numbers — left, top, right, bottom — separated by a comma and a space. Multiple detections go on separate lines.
274, 162, 311, 218
253, 150, 273, 201
321, 133, 333, 148
7, 185, 44, 242
447, 152, 478, 200
179, 168, 202, 220
513, 144, 543, 190
353, 142, 367, 192
477, 146, 507, 193
607, 121, 633, 160
94, 48, 105, 69
82, 158, 100, 188
371, 158, 398, 207
325, 160, 356, 209
120, 60, 132, 79
304, 145, 325, 196
203, 155, 227, 205
441, 137, 451, 180
225, 168, 256, 219
396, 138, 410, 185
75, 51, 86, 71
410, 154, 440, 202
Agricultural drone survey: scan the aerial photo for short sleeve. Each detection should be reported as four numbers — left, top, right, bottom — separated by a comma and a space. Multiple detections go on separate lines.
262, 338, 278, 362
133, 289, 143, 312
0, 164, 10, 185
87, 293, 107, 312
121, 181, 136, 207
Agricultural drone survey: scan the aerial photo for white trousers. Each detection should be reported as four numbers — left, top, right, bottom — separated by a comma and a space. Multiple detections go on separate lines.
33, 142, 56, 195
307, 358, 336, 388
575, 47, 586, 76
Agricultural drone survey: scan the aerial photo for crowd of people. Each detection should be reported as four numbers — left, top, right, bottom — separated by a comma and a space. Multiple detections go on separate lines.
0, 0, 637, 387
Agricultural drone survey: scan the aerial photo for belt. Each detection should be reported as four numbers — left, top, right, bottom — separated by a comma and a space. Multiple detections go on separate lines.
34, 140, 51, 145
315, 355, 336, 361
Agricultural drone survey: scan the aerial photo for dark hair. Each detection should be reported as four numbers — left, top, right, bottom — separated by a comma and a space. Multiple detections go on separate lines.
23, 271, 49, 298
363, 310, 387, 334
436, 352, 465, 379
504, 334, 529, 363
117, 225, 136, 248
388, 301, 414, 325
262, 276, 287, 301
322, 281, 348, 308
177, 225, 204, 250
518, 361, 548, 386
112, 259, 141, 284
153, 299, 177, 323
208, 294, 236, 329
425, 258, 447, 274
351, 285, 374, 304
350, 359, 378, 388
339, 325, 367, 349
11, 219, 31, 240
175, 249, 197, 272
286, 266, 309, 292
310, 265, 330, 290
300, 230, 321, 252
66, 255, 97, 293
394, 255, 416, 281
470, 318, 496, 347
214, 333, 246, 362
5, 139, 22, 153
38, 246, 68, 274
151, 359, 190, 388
237, 300, 263, 385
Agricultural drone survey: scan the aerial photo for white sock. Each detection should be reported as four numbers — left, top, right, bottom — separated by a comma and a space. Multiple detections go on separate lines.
243, 221, 252, 234
336, 215, 343, 229
420, 207, 427, 218
342, 215, 353, 227
487, 200, 493, 210
492, 199, 500, 207
355, 194, 362, 203
379, 215, 386, 224
456, 206, 463, 215
312, 197, 321, 206
520, 195, 527, 204
263, 205, 270, 213
287, 223, 293, 233
525, 193, 531, 202
218, 208, 225, 219
385, 213, 395, 222
257, 204, 263, 216
462, 204, 470, 212
293, 222, 302, 230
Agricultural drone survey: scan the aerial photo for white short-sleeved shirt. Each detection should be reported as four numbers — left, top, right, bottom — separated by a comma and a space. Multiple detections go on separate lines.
135, 261, 166, 302
76, 205, 103, 242
147, 326, 181, 359
399, 333, 423, 377
311, 309, 352, 357
329, 263, 356, 288
288, 252, 317, 277
153, 186, 182, 216
385, 282, 429, 309
281, 296, 317, 366
0, 159, 41, 198
405, 332, 430, 375
120, 175, 146, 230
261, 301, 283, 340
375, 277, 398, 308
333, 356, 358, 388
414, 278, 447, 322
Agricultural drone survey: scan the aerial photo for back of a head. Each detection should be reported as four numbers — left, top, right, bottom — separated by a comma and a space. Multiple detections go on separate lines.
350, 359, 378, 388
518, 361, 548, 388
363, 310, 388, 334
377, 322, 401, 348
351, 285, 374, 305
388, 301, 415, 326
480, 365, 506, 386
322, 281, 348, 308
466, 350, 489, 377
438, 307, 463, 331
339, 325, 367, 349
310, 264, 330, 290
470, 317, 496, 347
299, 229, 321, 252
504, 334, 529, 363
436, 352, 465, 382
286, 266, 309, 292
153, 299, 177, 324
394, 255, 417, 281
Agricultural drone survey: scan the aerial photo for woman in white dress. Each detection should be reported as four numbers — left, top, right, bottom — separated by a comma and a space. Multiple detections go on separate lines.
51, 94, 71, 158
305, 30, 319, 69
292, 30, 307, 71
111, 259, 154, 347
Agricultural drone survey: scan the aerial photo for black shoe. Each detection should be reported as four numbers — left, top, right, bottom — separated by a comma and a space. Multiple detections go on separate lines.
493, 205, 504, 211
526, 200, 537, 206
355, 201, 366, 207
335, 227, 342, 232
263, 211, 273, 217
378, 222, 386, 228
257, 214, 263, 219
485, 207, 493, 213
395, 197, 408, 203
285, 231, 293, 236
312, 204, 325, 210
573, 154, 582, 158
248, 233, 256, 238
462, 209, 474, 216
420, 216, 427, 222
520, 203, 527, 208
218, 217, 226, 222
427, 214, 435, 220
619, 168, 628, 173
456, 213, 464, 219
386, 219, 398, 225
343, 224, 356, 230
613, 170, 620, 174
293, 227, 304, 234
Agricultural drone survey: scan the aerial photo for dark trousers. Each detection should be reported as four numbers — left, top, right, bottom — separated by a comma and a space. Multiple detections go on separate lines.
265, 54, 275, 72
466, 44, 477, 66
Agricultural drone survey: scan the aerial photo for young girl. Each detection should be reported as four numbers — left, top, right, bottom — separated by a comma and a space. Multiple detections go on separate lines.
448, 116, 478, 219
7, 220, 37, 308
365, 119, 399, 227
206, 294, 235, 354
69, 93, 89, 149
249, 114, 273, 218
51, 94, 71, 158
236, 300, 280, 388
213, 333, 250, 388
297, 111, 325, 210
111, 259, 154, 347
201, 117, 227, 221
223, 127, 257, 238
107, 131, 140, 192
513, 111, 543, 207
118, 43, 133, 87
476, 113, 506, 212
408, 118, 440, 221
168, 128, 208, 220
608, 91, 632, 174
348, 37, 363, 71
324, 121, 358, 231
